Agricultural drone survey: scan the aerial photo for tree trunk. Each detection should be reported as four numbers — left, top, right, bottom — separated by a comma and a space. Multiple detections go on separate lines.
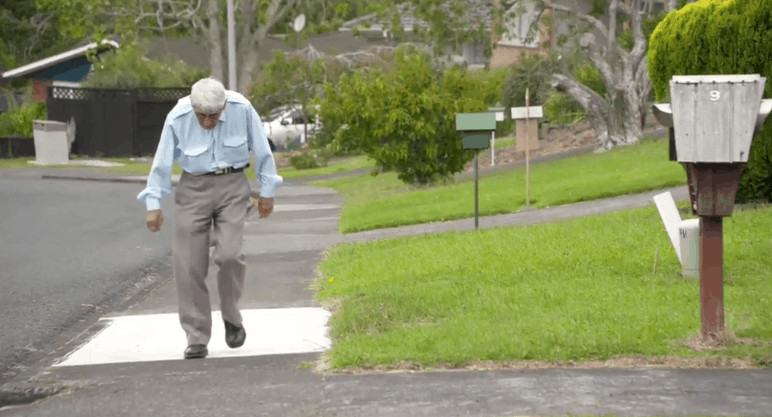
541, 0, 652, 150
205, 0, 225, 82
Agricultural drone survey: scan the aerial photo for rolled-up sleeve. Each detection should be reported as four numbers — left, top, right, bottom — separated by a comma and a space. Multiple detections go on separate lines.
247, 106, 283, 197
137, 117, 178, 210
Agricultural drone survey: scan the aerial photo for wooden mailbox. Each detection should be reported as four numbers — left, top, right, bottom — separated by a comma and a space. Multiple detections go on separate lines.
511, 106, 542, 152
653, 73, 772, 339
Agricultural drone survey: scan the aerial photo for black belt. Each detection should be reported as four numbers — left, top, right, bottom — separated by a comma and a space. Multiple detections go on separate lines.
195, 163, 249, 176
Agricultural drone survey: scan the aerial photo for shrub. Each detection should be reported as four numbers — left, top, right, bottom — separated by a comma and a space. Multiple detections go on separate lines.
502, 55, 551, 109
0, 101, 46, 137
318, 46, 488, 185
83, 42, 208, 89
543, 91, 584, 126
648, 0, 772, 203
289, 147, 332, 169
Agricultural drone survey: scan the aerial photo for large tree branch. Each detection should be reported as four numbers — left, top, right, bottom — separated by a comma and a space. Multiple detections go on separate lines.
579, 33, 617, 95
607, 0, 618, 54
629, 0, 647, 64
551, 73, 608, 113
551, 73, 610, 148
205, 0, 224, 80
547, 1, 608, 38
236, 0, 256, 59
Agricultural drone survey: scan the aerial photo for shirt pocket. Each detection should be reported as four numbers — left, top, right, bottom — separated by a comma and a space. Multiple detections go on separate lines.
222, 135, 249, 165
177, 142, 211, 169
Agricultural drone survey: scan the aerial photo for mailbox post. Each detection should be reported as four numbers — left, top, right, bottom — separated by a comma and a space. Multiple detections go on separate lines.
456, 112, 496, 229
511, 103, 543, 207
653, 74, 772, 339
487, 107, 506, 166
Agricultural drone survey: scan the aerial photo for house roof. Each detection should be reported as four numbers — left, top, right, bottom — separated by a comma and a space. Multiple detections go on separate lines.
1, 40, 119, 79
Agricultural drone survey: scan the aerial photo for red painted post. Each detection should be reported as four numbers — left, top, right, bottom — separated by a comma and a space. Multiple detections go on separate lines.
699, 216, 724, 338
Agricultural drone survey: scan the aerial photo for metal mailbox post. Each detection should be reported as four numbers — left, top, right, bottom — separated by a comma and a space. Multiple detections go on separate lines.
456, 112, 496, 229
653, 74, 772, 339
487, 107, 505, 166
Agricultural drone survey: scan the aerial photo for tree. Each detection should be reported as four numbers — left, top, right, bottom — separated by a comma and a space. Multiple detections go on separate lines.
246, 48, 333, 115
36, 0, 312, 91
1, 0, 77, 88
378, 0, 668, 150
82, 42, 208, 88
513, 0, 661, 150
318, 46, 498, 185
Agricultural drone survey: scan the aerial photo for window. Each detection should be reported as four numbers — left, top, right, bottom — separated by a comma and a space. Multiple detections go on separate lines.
498, 2, 540, 48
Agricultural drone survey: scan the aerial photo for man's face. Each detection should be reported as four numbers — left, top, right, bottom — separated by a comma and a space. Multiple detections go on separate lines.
195, 105, 224, 130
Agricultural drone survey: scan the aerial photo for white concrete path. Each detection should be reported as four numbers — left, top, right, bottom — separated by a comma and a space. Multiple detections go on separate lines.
55, 308, 331, 367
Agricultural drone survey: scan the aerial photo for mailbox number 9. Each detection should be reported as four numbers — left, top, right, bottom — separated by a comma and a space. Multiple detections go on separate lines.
710, 90, 721, 101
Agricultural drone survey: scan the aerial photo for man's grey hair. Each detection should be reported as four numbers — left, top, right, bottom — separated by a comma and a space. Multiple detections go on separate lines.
190, 77, 227, 113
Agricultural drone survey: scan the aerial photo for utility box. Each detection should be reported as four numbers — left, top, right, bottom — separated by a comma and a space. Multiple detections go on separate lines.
670, 74, 765, 163
32, 120, 73, 165
679, 219, 700, 278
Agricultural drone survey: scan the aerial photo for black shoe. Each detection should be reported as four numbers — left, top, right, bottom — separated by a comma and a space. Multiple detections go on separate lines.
224, 320, 246, 348
184, 344, 208, 359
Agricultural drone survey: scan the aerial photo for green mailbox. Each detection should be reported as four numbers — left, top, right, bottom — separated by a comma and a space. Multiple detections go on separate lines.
456, 112, 497, 229
463, 134, 490, 149
456, 113, 496, 149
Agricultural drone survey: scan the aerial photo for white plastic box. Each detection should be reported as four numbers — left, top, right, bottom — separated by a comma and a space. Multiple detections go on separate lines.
679, 219, 700, 278
32, 120, 71, 165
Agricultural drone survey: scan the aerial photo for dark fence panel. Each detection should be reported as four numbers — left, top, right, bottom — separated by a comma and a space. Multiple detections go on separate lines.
0, 137, 8, 158
47, 87, 187, 157
0, 137, 36, 158
135, 89, 186, 155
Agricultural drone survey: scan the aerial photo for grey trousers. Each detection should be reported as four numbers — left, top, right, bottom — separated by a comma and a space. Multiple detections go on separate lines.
173, 171, 250, 346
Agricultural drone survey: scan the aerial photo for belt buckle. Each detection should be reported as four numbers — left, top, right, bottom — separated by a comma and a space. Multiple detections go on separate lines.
213, 168, 227, 175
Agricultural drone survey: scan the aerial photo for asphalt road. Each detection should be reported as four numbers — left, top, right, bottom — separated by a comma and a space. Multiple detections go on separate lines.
0, 177, 173, 384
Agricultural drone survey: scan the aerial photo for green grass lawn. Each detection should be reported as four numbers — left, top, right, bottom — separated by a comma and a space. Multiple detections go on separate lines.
276, 154, 374, 179
313, 137, 686, 233
493, 135, 514, 149
0, 156, 182, 175
0, 153, 372, 180
316, 204, 772, 369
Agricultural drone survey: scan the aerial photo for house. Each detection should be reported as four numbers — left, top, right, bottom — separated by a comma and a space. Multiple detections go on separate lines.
489, 0, 554, 69
0, 40, 119, 100
338, 2, 490, 68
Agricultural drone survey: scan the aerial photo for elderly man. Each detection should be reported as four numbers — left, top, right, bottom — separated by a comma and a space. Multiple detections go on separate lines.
138, 77, 282, 359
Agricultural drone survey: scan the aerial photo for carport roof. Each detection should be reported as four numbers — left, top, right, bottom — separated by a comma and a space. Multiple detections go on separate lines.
1, 40, 119, 79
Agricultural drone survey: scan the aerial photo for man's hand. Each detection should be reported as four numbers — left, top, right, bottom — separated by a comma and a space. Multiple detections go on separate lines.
146, 209, 163, 232
257, 197, 274, 218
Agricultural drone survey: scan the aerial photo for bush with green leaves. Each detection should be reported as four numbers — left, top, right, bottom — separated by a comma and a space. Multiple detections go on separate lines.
648, 0, 772, 202
288, 147, 332, 170
0, 101, 46, 137
83, 42, 208, 89
246, 50, 333, 117
542, 91, 584, 126
502, 55, 551, 109
318, 46, 495, 185
502, 54, 605, 127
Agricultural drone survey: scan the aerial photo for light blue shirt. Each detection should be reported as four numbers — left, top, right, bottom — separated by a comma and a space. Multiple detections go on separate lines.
137, 91, 283, 210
